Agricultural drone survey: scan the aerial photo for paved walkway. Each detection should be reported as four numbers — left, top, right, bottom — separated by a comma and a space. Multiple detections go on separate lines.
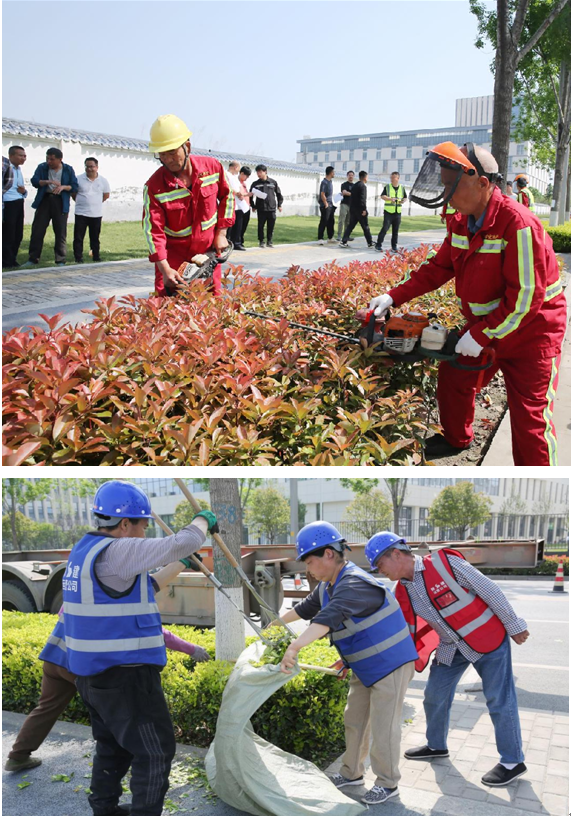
2, 230, 446, 332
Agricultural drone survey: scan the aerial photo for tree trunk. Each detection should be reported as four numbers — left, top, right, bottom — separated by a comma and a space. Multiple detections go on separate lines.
492, 0, 518, 182
550, 60, 571, 225
209, 479, 245, 661
566, 150, 571, 220
289, 479, 299, 546
9, 480, 18, 550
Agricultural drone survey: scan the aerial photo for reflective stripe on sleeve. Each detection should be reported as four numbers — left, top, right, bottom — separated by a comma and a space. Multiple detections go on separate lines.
201, 213, 218, 231
142, 186, 156, 255
224, 189, 235, 220
200, 173, 220, 187
545, 280, 563, 301
483, 226, 535, 340
468, 299, 501, 315
451, 233, 470, 250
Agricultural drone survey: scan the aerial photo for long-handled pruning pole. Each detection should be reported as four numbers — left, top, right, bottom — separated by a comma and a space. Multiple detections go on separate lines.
173, 478, 297, 639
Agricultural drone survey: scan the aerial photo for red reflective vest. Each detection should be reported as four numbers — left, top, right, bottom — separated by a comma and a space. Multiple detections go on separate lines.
394, 548, 506, 671
143, 154, 235, 297
388, 185, 566, 357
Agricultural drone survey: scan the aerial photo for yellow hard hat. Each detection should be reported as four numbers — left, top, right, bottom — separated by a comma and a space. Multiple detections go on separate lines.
149, 115, 192, 153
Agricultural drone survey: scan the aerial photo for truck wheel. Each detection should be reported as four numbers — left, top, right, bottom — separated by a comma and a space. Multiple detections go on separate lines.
49, 590, 63, 615
2, 580, 36, 612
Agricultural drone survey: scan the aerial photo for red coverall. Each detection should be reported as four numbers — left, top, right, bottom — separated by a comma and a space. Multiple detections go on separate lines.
143, 155, 235, 297
388, 186, 567, 466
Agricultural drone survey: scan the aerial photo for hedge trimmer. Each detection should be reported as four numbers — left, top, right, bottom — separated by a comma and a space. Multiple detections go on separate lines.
177, 242, 234, 283
244, 309, 495, 372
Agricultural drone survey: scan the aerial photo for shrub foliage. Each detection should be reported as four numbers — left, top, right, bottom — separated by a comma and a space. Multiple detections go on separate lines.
546, 222, 571, 253
3, 247, 460, 466
2, 611, 348, 764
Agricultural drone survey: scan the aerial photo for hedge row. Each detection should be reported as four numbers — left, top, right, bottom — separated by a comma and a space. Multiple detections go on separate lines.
547, 221, 571, 253
481, 554, 569, 577
3, 246, 459, 466
2, 612, 347, 765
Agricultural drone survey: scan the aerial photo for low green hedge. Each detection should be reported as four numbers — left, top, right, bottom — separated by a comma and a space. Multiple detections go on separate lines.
2, 612, 347, 765
481, 555, 569, 577
547, 221, 571, 253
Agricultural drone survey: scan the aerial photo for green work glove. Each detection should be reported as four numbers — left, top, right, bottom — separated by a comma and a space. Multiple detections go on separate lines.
180, 553, 203, 571
192, 509, 219, 534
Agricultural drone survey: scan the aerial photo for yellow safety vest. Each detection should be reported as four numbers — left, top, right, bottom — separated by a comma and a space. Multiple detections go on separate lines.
517, 188, 535, 212
384, 183, 405, 214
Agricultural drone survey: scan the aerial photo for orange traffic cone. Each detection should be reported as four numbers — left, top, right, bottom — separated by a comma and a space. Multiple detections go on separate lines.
552, 559, 566, 593
294, 573, 302, 590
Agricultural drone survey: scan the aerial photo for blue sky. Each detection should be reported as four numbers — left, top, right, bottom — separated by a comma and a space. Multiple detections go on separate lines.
2, 1, 497, 161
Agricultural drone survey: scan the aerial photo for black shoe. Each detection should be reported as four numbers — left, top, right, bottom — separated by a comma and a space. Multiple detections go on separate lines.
481, 763, 527, 787
234, 245, 247, 251
367, 244, 374, 248
267, 242, 274, 248
92, 257, 101, 262
424, 434, 471, 458
404, 745, 450, 760
99, 805, 131, 816
75, 258, 84, 264
374, 246, 383, 252
339, 241, 349, 248
348, 237, 354, 241
259, 242, 266, 248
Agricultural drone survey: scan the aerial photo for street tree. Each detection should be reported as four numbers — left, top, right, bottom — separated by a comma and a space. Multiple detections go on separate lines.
429, 482, 492, 539
172, 497, 210, 531
189, 478, 262, 516
209, 479, 245, 661
2, 478, 56, 549
499, 487, 528, 516
470, 0, 570, 194
343, 489, 393, 540
339, 478, 380, 495
246, 486, 290, 544
339, 477, 407, 531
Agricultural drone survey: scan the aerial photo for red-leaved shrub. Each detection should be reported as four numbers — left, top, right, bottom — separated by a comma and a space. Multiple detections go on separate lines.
3, 245, 461, 466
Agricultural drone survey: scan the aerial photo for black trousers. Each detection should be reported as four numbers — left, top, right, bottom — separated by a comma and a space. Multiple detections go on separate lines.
241, 209, 251, 244
342, 211, 373, 246
28, 194, 68, 264
257, 210, 276, 243
74, 214, 103, 261
2, 198, 25, 267
376, 211, 401, 250
76, 665, 176, 816
317, 205, 335, 240
230, 210, 247, 247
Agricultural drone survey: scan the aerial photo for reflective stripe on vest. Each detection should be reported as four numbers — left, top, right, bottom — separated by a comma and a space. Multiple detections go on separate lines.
451, 233, 470, 250
476, 238, 507, 254
39, 618, 70, 670
319, 562, 417, 687
155, 188, 191, 204
422, 549, 505, 653
62, 534, 166, 676
545, 280, 564, 301
384, 184, 405, 214
518, 189, 535, 211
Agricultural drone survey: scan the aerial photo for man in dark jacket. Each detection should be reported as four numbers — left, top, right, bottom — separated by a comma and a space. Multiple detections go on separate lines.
250, 163, 283, 248
339, 170, 374, 248
20, 147, 78, 268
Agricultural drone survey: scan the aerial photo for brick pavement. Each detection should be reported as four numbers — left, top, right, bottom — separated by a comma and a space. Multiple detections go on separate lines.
328, 689, 569, 816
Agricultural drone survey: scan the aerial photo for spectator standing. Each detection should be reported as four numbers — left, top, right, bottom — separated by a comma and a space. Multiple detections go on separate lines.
2, 146, 27, 268
72, 157, 111, 263
20, 147, 78, 268
250, 164, 283, 248
505, 181, 517, 200
227, 160, 246, 250
232, 165, 252, 250
337, 169, 355, 241
375, 171, 407, 253
317, 165, 336, 245
339, 170, 374, 248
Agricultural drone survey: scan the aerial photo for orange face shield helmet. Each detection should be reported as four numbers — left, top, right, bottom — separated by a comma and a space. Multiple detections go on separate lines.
409, 141, 501, 209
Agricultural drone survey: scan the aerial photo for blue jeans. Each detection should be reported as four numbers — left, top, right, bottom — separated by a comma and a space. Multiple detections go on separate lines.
424, 634, 524, 764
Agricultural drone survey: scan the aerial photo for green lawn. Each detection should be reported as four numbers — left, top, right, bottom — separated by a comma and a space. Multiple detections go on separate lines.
8, 214, 444, 269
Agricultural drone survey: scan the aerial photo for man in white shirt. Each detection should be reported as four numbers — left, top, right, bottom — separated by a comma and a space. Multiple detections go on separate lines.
2, 146, 28, 267
226, 160, 244, 248
72, 157, 111, 263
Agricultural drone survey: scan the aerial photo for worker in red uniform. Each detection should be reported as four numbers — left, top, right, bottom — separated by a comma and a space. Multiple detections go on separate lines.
143, 114, 235, 297
367, 142, 567, 466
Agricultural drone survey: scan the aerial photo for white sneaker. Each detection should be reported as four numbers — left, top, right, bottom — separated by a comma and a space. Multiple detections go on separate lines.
318, 239, 325, 245
327, 238, 337, 243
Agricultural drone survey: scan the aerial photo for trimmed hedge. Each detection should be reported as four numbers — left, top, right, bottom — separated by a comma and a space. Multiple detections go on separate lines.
2, 612, 348, 765
547, 222, 571, 253
481, 554, 569, 577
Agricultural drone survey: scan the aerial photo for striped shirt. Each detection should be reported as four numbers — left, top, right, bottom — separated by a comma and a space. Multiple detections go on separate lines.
93, 525, 206, 593
401, 555, 527, 666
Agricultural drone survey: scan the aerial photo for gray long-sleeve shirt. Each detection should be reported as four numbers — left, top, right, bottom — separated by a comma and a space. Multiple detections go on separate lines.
294, 567, 386, 631
92, 524, 206, 593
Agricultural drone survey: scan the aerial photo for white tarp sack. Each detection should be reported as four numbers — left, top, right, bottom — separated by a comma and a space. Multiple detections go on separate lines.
205, 641, 367, 816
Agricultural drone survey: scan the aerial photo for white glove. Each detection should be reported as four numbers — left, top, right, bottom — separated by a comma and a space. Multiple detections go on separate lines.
455, 331, 484, 358
368, 293, 393, 318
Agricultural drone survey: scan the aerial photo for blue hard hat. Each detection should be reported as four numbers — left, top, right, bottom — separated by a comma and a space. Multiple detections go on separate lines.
92, 481, 152, 519
365, 531, 407, 569
296, 521, 345, 561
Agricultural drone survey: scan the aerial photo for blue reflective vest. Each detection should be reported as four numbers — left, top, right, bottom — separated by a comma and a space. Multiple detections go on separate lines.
319, 561, 418, 687
62, 533, 166, 677
39, 617, 70, 671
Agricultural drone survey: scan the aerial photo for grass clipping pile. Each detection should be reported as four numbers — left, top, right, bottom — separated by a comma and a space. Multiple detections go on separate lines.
205, 638, 366, 816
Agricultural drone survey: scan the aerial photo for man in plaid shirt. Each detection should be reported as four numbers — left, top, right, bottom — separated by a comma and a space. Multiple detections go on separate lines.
367, 532, 530, 788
